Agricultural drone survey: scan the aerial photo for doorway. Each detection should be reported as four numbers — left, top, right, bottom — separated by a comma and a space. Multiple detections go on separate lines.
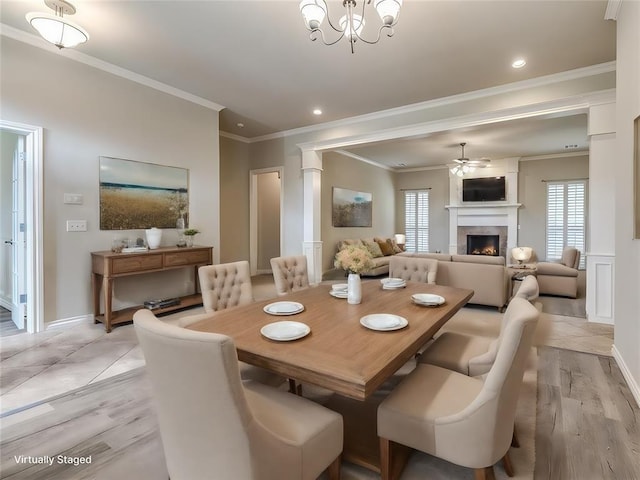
249, 167, 283, 275
0, 121, 44, 333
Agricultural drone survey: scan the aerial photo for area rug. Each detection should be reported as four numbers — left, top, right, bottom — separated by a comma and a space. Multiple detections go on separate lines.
537, 295, 586, 318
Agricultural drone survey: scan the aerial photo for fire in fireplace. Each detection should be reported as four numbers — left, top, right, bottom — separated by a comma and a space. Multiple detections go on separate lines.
467, 235, 500, 256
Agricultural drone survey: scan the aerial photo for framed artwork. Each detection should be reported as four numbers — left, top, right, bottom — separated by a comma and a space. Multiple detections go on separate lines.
635, 115, 640, 239
99, 156, 189, 230
332, 187, 372, 227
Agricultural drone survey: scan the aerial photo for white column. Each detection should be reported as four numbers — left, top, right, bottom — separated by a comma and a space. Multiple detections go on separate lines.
301, 149, 323, 284
586, 102, 616, 324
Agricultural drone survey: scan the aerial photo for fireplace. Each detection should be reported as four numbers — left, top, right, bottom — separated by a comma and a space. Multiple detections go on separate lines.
467, 235, 500, 256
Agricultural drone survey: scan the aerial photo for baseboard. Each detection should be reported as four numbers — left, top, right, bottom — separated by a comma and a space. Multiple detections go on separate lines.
612, 345, 640, 408
46, 314, 93, 330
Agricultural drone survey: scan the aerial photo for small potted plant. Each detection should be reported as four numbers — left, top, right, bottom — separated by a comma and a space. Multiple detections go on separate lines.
182, 228, 200, 247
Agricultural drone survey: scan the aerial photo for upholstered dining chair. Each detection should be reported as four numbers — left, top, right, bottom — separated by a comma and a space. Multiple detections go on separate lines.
188, 261, 281, 386
270, 255, 310, 296
388, 256, 438, 284
418, 276, 540, 377
198, 261, 254, 313
377, 297, 539, 480
134, 309, 343, 480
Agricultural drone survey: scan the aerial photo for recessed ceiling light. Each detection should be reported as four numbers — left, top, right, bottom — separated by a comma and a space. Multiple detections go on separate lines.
236, 122, 244, 128
313, 108, 322, 115
512, 59, 526, 69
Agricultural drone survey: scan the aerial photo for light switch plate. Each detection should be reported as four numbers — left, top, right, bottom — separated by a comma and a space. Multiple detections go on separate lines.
64, 193, 83, 205
66, 220, 87, 232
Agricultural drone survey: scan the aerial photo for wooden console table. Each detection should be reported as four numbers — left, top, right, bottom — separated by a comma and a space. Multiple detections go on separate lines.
91, 246, 213, 332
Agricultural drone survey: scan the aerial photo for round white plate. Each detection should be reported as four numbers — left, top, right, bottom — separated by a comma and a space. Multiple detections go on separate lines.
331, 283, 348, 292
360, 314, 408, 331
381, 277, 405, 286
411, 294, 445, 306
263, 301, 305, 316
261, 321, 310, 341
330, 290, 348, 299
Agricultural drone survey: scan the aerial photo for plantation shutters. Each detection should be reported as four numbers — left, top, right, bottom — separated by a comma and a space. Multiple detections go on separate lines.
404, 190, 429, 253
546, 180, 586, 268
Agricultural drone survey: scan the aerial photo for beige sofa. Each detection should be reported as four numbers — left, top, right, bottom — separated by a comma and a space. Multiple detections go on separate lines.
398, 252, 509, 309
335, 237, 403, 277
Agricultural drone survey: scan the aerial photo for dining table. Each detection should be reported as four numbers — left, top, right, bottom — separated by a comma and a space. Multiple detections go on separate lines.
186, 279, 474, 472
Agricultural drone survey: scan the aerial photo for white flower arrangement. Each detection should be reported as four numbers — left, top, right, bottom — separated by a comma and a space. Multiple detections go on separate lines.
334, 245, 374, 274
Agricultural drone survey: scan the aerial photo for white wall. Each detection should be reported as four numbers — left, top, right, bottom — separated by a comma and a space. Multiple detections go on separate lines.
1, 38, 220, 324
613, 1, 640, 404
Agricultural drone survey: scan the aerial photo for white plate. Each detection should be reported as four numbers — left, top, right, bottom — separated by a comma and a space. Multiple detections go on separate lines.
331, 283, 348, 292
411, 294, 445, 306
263, 301, 305, 316
360, 314, 408, 331
330, 290, 348, 299
261, 321, 310, 341
381, 277, 406, 286
383, 284, 406, 290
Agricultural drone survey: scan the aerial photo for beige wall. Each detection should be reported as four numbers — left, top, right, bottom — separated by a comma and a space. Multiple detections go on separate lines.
220, 136, 250, 263
1, 38, 220, 323
257, 171, 281, 270
321, 152, 395, 271
395, 168, 450, 254
614, 1, 640, 396
517, 155, 589, 262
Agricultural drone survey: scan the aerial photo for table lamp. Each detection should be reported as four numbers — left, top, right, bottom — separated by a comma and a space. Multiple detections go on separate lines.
511, 246, 532, 266
394, 233, 406, 251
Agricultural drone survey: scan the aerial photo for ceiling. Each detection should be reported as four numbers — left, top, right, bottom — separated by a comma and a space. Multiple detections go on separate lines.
0, 1, 615, 167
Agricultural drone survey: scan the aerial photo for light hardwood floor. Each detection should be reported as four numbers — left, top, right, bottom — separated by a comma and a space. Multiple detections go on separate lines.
1, 277, 637, 479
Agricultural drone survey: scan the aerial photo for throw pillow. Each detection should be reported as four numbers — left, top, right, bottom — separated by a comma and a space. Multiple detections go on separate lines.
337, 239, 362, 251
389, 238, 403, 254
362, 239, 384, 258
376, 238, 395, 256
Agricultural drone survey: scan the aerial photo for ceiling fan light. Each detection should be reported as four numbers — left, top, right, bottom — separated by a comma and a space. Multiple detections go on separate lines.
374, 0, 402, 25
26, 11, 88, 48
299, 0, 327, 30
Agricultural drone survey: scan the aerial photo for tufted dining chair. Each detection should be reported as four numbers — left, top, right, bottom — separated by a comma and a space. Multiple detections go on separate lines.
134, 309, 343, 480
378, 297, 539, 480
388, 256, 438, 284
198, 261, 254, 313
270, 255, 310, 296
418, 276, 541, 377
191, 261, 281, 386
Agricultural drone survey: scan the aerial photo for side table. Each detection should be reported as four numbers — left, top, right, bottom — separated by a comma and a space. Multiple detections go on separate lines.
507, 265, 537, 299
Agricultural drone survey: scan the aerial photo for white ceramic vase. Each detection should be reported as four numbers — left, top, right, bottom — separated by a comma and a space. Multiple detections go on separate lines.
347, 272, 362, 305
145, 228, 162, 250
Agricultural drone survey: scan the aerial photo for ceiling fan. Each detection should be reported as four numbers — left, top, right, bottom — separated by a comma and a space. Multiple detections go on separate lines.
451, 142, 490, 177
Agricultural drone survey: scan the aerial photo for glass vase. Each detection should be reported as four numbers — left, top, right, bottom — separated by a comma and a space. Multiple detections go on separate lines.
347, 272, 362, 305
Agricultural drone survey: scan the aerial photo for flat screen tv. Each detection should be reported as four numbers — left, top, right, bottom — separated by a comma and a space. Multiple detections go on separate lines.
462, 176, 506, 202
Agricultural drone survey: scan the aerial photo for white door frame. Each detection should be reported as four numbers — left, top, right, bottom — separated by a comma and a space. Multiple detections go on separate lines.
249, 167, 284, 276
1, 120, 44, 333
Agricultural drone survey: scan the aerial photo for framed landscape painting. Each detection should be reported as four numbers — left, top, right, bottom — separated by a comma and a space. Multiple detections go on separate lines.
332, 187, 372, 227
99, 156, 189, 230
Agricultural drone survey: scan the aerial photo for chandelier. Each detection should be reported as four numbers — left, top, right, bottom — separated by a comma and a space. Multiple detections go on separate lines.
299, 0, 403, 54
26, 0, 89, 49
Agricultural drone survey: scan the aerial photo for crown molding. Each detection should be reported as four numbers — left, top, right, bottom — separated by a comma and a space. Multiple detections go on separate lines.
219, 131, 251, 143
519, 150, 589, 162
0, 23, 225, 112
332, 150, 394, 171
604, 0, 622, 20
250, 61, 616, 144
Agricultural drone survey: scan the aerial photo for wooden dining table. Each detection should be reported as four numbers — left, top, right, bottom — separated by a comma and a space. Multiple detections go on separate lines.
187, 279, 473, 471
187, 280, 473, 400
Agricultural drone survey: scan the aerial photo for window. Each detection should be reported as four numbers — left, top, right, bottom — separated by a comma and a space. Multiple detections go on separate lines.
404, 190, 429, 253
546, 180, 586, 268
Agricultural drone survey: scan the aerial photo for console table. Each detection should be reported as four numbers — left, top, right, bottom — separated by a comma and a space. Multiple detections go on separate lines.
91, 246, 213, 332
